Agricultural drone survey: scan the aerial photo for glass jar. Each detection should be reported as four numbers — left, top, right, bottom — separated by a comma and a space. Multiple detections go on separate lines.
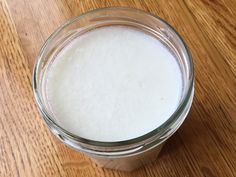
32, 7, 194, 171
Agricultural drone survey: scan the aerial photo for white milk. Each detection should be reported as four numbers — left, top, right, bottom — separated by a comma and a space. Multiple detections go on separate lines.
45, 27, 183, 142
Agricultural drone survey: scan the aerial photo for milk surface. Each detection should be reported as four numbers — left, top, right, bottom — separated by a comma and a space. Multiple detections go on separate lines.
46, 27, 182, 142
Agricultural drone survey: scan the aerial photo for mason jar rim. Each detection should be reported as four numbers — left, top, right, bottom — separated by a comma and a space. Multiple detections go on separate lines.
32, 6, 194, 148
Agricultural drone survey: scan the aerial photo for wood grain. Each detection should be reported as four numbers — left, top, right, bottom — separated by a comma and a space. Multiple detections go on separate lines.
0, 0, 235, 176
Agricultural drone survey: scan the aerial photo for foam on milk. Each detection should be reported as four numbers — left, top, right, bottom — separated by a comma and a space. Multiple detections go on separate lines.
45, 27, 182, 142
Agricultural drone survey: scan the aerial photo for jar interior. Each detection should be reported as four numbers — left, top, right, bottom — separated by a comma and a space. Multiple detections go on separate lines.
33, 8, 193, 147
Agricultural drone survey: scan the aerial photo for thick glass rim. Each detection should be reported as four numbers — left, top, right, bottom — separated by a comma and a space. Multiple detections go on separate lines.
32, 7, 194, 148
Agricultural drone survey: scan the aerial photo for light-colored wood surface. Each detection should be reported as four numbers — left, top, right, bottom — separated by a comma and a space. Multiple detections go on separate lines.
0, 0, 235, 176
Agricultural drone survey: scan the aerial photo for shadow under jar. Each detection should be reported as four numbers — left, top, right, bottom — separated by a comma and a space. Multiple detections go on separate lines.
32, 7, 194, 171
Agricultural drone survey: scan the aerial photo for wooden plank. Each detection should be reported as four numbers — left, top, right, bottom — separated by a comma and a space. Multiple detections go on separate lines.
0, 1, 89, 177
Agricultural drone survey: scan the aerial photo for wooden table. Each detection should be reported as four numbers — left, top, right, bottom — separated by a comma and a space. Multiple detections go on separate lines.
0, 0, 235, 176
